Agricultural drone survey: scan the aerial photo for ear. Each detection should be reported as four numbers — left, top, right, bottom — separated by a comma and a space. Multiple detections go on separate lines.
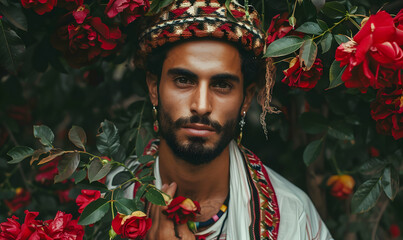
146, 72, 159, 106
241, 83, 256, 113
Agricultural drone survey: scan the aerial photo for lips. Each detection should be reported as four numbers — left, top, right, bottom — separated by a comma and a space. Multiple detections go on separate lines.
181, 123, 216, 137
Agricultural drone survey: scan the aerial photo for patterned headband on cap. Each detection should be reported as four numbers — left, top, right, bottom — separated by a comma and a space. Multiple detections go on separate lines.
138, 0, 265, 56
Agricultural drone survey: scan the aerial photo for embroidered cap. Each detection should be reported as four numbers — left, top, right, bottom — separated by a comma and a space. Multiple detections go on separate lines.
138, 0, 265, 56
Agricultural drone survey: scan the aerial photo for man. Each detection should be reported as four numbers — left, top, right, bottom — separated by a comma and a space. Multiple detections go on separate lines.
111, 0, 333, 239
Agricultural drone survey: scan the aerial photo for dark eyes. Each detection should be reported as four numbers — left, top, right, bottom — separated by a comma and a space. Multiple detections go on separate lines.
173, 77, 233, 93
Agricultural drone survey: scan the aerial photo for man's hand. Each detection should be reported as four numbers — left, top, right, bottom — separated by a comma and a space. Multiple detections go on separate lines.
146, 182, 196, 240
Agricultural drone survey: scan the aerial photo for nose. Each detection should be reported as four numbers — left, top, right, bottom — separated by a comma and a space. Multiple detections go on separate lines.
190, 81, 212, 116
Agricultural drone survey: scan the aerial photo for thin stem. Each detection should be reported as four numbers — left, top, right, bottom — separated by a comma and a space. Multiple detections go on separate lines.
111, 190, 115, 218
312, 16, 348, 41
371, 195, 389, 240
347, 17, 361, 30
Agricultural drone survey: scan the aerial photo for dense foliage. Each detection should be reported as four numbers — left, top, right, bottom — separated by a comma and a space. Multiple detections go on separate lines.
0, 0, 402, 239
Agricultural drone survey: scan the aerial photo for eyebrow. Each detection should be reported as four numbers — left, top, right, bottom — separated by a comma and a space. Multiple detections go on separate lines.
167, 68, 240, 83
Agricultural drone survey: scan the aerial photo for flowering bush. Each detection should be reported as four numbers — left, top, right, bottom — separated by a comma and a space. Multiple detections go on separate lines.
0, 0, 402, 239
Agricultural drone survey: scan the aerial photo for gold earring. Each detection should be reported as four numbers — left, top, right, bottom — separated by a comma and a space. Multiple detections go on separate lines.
237, 111, 246, 145
153, 105, 159, 133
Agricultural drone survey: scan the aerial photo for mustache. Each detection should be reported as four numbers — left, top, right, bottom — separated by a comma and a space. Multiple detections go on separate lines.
174, 115, 223, 133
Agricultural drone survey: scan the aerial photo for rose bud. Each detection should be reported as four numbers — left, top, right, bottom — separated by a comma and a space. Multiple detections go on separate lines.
163, 196, 201, 224
112, 211, 152, 239
326, 175, 355, 200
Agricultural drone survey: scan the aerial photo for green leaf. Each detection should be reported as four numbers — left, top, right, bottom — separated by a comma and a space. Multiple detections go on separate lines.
88, 158, 112, 183
136, 129, 145, 157
55, 153, 80, 183
299, 39, 318, 71
352, 178, 382, 213
224, 0, 237, 22
327, 60, 345, 89
295, 22, 323, 35
7, 146, 34, 164
68, 126, 87, 150
328, 121, 354, 141
382, 166, 399, 200
141, 175, 156, 182
148, 0, 174, 14
317, 19, 328, 31
37, 148, 65, 165
33, 125, 54, 147
0, 21, 25, 73
320, 32, 333, 54
115, 199, 137, 215
138, 155, 154, 164
264, 36, 304, 57
303, 139, 324, 166
96, 120, 120, 157
0, 3, 27, 31
299, 112, 329, 134
321, 2, 346, 19
78, 198, 110, 225
334, 34, 349, 45
72, 169, 87, 184
134, 184, 148, 207
358, 158, 386, 175
145, 188, 166, 206
112, 171, 133, 186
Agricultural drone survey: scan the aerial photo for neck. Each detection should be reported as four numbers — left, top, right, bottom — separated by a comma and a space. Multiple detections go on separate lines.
158, 138, 230, 204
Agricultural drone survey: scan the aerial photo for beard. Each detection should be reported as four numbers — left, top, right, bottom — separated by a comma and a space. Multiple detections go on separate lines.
158, 106, 238, 165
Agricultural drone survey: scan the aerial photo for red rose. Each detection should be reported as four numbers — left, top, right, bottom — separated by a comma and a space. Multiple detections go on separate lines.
112, 211, 152, 239
0, 216, 21, 239
326, 175, 355, 200
163, 196, 201, 224
4, 188, 31, 212
394, 9, 403, 30
105, 0, 150, 26
58, 0, 83, 10
7, 105, 32, 126
369, 146, 380, 157
281, 56, 323, 91
35, 158, 60, 184
45, 211, 84, 239
76, 189, 101, 213
389, 224, 401, 238
266, 13, 293, 45
51, 14, 123, 68
17, 210, 43, 239
335, 11, 403, 92
57, 189, 73, 203
370, 87, 403, 140
20, 0, 57, 15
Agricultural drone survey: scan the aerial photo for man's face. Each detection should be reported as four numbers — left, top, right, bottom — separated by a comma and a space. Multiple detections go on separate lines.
147, 40, 253, 165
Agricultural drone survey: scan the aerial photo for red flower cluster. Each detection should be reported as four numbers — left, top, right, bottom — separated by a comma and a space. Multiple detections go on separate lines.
21, 0, 57, 15
335, 11, 403, 92
326, 175, 355, 200
163, 196, 201, 224
335, 11, 403, 139
0, 210, 84, 239
105, 0, 150, 26
112, 211, 152, 239
281, 56, 323, 91
52, 6, 123, 68
370, 87, 403, 140
266, 13, 294, 45
76, 189, 101, 213
4, 188, 31, 212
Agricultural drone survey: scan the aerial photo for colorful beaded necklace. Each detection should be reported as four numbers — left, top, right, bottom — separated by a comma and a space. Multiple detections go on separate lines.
187, 193, 230, 233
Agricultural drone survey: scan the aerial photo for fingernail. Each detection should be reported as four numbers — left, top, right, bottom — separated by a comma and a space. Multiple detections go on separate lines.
162, 183, 167, 189
169, 182, 176, 187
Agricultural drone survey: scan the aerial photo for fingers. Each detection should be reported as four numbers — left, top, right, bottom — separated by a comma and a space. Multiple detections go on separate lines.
177, 223, 196, 240
164, 182, 177, 199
